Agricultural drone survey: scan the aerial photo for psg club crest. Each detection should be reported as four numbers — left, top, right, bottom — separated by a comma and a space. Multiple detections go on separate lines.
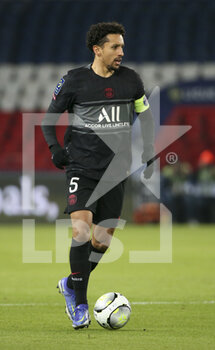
68, 194, 77, 205
105, 88, 114, 98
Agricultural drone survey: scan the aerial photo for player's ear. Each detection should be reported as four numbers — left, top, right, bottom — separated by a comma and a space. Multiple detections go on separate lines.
93, 45, 102, 57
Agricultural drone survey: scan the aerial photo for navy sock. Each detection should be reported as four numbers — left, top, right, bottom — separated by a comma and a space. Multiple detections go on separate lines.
66, 274, 74, 290
89, 240, 105, 272
66, 240, 105, 295
69, 238, 91, 306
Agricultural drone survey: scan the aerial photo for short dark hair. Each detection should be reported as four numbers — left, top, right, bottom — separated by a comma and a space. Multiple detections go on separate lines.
86, 22, 125, 52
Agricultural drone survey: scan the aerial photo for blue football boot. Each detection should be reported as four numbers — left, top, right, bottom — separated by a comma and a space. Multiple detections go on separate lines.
57, 277, 76, 321
72, 304, 90, 330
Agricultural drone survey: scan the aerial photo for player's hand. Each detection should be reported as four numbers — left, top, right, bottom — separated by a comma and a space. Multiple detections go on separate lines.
141, 145, 154, 179
50, 144, 70, 169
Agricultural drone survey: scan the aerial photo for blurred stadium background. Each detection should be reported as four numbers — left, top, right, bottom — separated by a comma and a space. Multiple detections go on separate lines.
0, 0, 215, 224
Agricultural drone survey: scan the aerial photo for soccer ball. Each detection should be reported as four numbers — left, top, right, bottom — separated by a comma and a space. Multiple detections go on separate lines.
94, 292, 131, 330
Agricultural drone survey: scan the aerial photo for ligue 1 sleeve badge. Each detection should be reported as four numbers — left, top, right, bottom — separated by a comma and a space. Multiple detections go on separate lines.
54, 78, 65, 96
104, 88, 114, 98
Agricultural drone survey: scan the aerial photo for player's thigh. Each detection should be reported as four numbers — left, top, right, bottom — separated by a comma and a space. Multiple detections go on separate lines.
65, 172, 96, 242
65, 172, 97, 213
93, 180, 126, 226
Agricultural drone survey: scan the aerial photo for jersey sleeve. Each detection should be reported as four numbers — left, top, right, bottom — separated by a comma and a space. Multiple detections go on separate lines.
48, 74, 73, 113
41, 74, 74, 147
133, 72, 150, 114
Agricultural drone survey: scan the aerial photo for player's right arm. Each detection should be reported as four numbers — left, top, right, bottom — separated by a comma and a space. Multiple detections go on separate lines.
41, 75, 73, 169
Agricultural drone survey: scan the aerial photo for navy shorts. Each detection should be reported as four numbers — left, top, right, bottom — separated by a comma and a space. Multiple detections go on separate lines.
64, 171, 125, 225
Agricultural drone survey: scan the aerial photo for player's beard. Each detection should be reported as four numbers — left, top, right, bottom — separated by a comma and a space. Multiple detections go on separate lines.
107, 63, 120, 72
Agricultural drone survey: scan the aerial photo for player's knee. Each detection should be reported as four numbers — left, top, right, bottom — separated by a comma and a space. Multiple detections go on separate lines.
72, 220, 90, 242
92, 226, 115, 251
70, 212, 92, 242
107, 227, 115, 236
92, 240, 108, 253
92, 231, 114, 252
72, 224, 90, 242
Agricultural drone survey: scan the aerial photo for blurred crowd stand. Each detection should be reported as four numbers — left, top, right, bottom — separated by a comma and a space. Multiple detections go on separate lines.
161, 150, 215, 223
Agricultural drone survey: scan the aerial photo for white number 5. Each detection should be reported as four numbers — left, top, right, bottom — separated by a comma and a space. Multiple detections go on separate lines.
69, 177, 80, 193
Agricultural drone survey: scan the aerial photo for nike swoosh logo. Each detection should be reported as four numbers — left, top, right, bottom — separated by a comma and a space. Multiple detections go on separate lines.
72, 272, 81, 275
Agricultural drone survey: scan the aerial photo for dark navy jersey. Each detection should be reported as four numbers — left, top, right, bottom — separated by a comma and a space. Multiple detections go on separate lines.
41, 64, 149, 178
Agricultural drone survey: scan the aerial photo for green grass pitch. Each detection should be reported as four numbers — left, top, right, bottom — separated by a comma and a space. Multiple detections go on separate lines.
0, 224, 215, 350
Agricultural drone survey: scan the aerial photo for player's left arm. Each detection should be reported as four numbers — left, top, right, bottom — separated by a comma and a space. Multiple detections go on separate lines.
132, 70, 155, 178
134, 94, 155, 179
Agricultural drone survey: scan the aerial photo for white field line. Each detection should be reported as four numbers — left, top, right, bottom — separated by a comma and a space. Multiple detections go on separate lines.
0, 301, 214, 307
0, 303, 60, 307
132, 301, 215, 305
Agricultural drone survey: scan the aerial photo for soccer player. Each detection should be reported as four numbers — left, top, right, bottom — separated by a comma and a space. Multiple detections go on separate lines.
41, 22, 154, 329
